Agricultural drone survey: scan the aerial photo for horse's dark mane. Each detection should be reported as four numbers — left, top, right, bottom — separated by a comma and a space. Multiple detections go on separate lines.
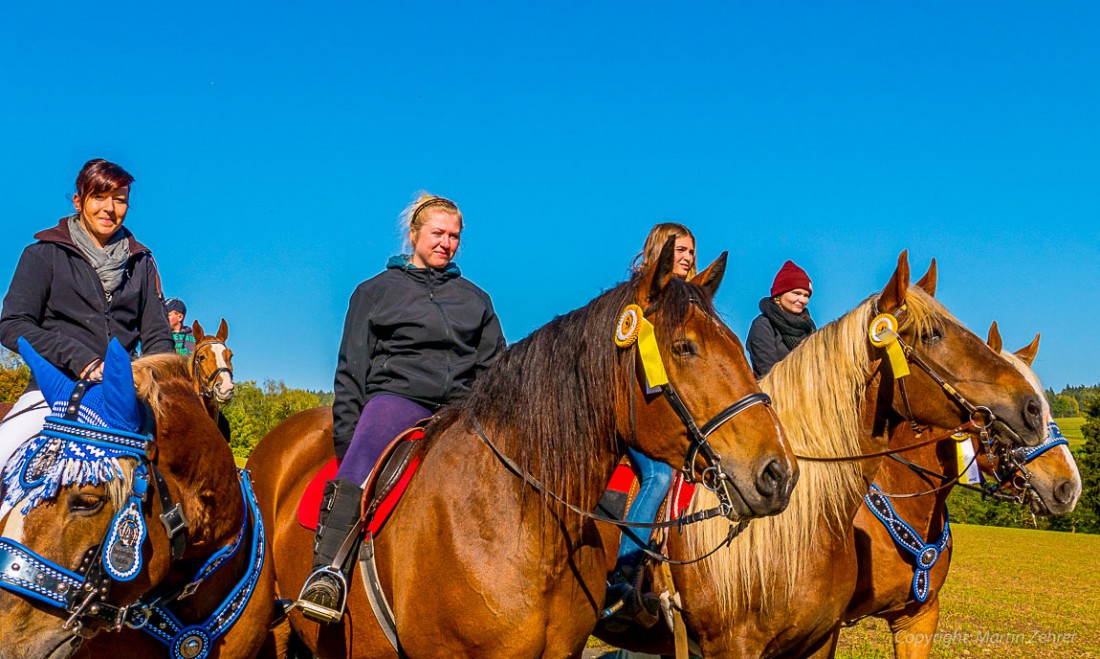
428, 274, 713, 505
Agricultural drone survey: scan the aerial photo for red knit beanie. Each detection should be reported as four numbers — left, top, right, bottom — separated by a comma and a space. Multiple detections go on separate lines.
770, 260, 813, 298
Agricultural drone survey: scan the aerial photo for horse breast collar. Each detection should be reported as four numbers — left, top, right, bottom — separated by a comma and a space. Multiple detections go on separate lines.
129, 471, 266, 659
863, 484, 950, 603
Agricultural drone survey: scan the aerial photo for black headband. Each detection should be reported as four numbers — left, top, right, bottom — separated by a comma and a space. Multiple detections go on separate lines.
411, 196, 458, 225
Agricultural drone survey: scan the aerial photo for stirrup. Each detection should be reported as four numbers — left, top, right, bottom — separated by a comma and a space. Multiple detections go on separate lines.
296, 566, 349, 624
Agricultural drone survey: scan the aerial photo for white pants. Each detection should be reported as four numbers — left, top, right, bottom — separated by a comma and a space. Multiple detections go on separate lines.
0, 390, 50, 518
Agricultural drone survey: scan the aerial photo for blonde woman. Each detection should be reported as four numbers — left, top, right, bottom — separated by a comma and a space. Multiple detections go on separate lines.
605, 222, 696, 619
298, 193, 506, 623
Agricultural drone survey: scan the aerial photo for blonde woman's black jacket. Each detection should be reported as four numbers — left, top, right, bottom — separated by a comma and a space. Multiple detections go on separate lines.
0, 218, 174, 382
332, 257, 506, 459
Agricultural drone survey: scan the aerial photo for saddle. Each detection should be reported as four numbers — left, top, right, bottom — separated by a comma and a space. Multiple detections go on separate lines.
597, 461, 698, 634
297, 425, 428, 536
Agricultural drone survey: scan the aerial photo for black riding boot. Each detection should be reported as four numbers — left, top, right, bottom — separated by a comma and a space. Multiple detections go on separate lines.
296, 478, 364, 623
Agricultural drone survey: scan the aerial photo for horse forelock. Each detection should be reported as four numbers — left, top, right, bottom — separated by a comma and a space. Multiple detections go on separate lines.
439, 276, 705, 508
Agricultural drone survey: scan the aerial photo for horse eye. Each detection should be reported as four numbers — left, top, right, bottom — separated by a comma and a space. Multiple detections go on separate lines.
68, 493, 106, 515
198, 355, 206, 362
921, 328, 943, 344
672, 339, 698, 357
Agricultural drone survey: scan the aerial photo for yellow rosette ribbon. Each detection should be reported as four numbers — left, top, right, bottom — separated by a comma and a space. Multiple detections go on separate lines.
615, 304, 669, 388
868, 313, 910, 378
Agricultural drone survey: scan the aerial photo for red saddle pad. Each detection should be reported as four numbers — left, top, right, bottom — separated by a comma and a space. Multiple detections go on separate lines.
297, 431, 426, 536
607, 463, 697, 518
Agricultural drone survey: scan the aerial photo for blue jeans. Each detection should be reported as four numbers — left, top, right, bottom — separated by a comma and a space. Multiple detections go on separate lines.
616, 446, 675, 567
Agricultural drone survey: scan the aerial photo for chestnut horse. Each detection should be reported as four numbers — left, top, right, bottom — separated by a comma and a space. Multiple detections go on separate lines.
0, 339, 274, 659
248, 246, 798, 657
835, 321, 1082, 659
190, 319, 235, 413
598, 253, 1046, 658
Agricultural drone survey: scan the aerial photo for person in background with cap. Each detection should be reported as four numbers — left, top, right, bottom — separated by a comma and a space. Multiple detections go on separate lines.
165, 297, 196, 357
747, 260, 817, 378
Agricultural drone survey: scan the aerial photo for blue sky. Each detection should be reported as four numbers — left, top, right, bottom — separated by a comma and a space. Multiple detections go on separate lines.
1, 1, 1097, 392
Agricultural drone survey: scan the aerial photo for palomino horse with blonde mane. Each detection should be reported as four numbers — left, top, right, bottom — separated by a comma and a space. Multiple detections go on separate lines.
597, 252, 1047, 658
835, 318, 1082, 659
0, 339, 274, 659
248, 243, 798, 657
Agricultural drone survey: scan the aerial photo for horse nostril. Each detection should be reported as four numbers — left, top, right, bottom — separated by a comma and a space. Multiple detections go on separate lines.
755, 459, 786, 498
1054, 479, 1076, 504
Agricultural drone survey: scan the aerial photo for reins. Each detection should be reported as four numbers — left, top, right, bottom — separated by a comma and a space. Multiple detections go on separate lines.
794, 421, 979, 463
471, 416, 747, 566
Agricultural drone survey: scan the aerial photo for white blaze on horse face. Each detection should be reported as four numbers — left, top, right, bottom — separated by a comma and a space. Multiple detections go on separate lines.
210, 344, 234, 396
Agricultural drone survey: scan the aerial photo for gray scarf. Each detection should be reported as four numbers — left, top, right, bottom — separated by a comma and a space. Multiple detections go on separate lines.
67, 214, 130, 298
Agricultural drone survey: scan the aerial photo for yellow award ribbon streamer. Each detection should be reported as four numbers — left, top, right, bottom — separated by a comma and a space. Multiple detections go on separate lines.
869, 313, 911, 379
637, 317, 669, 388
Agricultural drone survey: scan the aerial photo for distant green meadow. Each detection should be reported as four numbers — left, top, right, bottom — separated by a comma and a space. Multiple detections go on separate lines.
837, 523, 1100, 658
1055, 416, 1086, 450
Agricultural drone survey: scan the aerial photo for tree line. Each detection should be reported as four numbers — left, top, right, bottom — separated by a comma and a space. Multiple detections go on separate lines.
1046, 384, 1100, 418
1, 348, 1098, 534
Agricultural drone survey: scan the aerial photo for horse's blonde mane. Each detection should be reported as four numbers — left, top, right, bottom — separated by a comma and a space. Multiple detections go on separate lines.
686, 287, 950, 610
131, 353, 190, 418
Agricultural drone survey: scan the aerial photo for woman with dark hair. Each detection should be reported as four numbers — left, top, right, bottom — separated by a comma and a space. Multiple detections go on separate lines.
297, 192, 506, 623
747, 260, 816, 378
0, 159, 173, 480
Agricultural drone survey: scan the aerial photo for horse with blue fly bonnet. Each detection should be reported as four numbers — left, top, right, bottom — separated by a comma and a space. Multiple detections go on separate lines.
0, 337, 274, 659
594, 253, 1048, 658
248, 241, 799, 657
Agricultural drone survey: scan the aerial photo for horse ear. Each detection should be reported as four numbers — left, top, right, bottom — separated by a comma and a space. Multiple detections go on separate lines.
986, 321, 1003, 354
17, 336, 74, 407
689, 252, 728, 299
636, 235, 678, 309
877, 250, 910, 314
193, 320, 206, 341
1015, 333, 1040, 366
100, 338, 141, 429
915, 258, 937, 297
217, 318, 229, 341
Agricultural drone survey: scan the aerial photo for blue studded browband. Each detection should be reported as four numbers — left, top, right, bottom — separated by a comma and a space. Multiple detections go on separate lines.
863, 483, 951, 603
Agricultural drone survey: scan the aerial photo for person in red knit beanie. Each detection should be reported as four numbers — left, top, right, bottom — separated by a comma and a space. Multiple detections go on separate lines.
747, 260, 816, 378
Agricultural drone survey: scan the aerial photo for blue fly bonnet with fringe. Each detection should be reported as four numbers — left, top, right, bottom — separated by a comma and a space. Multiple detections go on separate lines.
1, 337, 153, 582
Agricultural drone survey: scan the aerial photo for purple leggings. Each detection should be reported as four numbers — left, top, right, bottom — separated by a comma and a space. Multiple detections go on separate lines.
335, 394, 432, 487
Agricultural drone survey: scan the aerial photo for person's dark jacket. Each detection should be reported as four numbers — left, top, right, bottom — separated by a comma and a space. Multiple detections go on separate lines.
0, 217, 175, 383
747, 297, 816, 379
332, 256, 506, 459
747, 315, 790, 379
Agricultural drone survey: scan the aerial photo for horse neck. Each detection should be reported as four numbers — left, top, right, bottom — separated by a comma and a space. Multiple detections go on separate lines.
465, 411, 625, 519
874, 427, 954, 539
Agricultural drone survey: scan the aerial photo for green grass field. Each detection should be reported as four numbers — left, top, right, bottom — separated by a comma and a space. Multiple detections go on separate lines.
836, 524, 1100, 658
1055, 416, 1086, 450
